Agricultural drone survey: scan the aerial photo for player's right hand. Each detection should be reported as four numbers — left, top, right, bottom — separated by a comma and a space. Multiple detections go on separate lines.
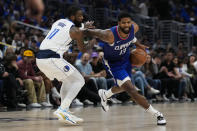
84, 21, 95, 29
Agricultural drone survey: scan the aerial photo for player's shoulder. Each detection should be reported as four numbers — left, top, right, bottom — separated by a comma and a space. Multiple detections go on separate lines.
53, 19, 74, 26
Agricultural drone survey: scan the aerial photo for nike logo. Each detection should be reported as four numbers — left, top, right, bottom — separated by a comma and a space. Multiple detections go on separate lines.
103, 92, 107, 102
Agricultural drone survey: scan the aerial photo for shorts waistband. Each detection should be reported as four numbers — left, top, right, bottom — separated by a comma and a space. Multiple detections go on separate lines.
36, 49, 60, 59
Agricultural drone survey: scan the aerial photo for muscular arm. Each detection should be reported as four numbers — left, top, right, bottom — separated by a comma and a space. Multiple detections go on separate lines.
83, 21, 138, 44
83, 29, 114, 44
70, 27, 94, 53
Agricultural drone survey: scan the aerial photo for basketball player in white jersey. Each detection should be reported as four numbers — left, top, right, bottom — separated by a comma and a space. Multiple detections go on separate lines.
36, 6, 94, 125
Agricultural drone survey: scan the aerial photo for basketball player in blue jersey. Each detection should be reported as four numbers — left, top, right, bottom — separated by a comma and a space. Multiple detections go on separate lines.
83, 12, 166, 125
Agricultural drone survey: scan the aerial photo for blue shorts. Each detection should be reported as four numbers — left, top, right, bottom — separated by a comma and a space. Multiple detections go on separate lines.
104, 61, 132, 87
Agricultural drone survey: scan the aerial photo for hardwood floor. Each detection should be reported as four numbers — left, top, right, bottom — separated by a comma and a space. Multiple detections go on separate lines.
0, 103, 197, 131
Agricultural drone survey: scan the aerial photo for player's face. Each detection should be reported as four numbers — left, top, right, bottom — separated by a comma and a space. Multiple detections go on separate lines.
74, 10, 84, 27
118, 17, 132, 34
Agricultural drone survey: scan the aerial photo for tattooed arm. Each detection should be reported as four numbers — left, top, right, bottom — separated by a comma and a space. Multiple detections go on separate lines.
83, 29, 114, 44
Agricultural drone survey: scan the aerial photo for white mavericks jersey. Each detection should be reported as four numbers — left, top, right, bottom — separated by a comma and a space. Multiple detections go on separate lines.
40, 19, 74, 56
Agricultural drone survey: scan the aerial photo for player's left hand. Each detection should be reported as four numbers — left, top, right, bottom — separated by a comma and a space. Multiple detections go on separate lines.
137, 44, 149, 51
84, 21, 95, 29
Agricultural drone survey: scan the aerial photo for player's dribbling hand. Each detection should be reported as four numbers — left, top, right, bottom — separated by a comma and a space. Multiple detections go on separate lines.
26, 0, 44, 23
137, 44, 149, 51
84, 21, 95, 29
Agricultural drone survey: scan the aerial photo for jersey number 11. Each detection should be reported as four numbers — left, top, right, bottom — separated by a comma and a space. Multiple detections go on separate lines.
47, 28, 60, 39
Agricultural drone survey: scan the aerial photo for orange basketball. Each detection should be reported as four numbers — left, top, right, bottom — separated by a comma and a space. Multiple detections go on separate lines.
130, 48, 147, 66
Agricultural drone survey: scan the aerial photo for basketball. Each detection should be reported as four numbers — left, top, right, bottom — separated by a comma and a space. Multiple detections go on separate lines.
130, 48, 147, 66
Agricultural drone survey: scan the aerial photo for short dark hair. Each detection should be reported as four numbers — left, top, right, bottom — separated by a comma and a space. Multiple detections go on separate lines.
4, 53, 17, 65
67, 5, 82, 18
118, 12, 132, 21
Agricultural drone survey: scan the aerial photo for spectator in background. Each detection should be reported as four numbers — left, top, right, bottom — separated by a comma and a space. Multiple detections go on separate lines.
138, 0, 148, 16
4, 47, 15, 57
36, 34, 44, 48
0, 55, 22, 108
30, 39, 39, 53
33, 60, 61, 106
172, 57, 188, 100
152, 39, 165, 51
76, 53, 101, 105
0, 32, 6, 57
17, 47, 26, 62
12, 33, 24, 53
187, 55, 197, 97
89, 52, 108, 90
4, 53, 27, 107
23, 38, 30, 49
176, 42, 185, 59
132, 68, 160, 97
158, 52, 182, 101
20, 33, 26, 43
189, 11, 197, 24
141, 54, 162, 100
188, 46, 197, 56
178, 59, 194, 101
17, 49, 50, 108
76, 53, 108, 90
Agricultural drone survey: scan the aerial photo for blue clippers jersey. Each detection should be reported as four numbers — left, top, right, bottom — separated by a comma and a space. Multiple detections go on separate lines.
99, 25, 135, 67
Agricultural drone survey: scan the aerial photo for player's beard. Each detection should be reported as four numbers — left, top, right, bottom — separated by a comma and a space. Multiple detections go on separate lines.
74, 20, 82, 27
119, 26, 131, 34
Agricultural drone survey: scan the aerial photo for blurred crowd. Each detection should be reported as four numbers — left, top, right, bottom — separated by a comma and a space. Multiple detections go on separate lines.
62, 0, 197, 23
0, 0, 197, 110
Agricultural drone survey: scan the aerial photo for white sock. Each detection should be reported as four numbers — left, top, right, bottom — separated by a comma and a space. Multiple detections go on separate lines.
60, 98, 72, 110
105, 88, 114, 99
59, 74, 84, 110
146, 105, 162, 118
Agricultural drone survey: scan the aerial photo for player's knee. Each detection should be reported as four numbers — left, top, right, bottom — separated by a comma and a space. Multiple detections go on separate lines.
123, 84, 138, 95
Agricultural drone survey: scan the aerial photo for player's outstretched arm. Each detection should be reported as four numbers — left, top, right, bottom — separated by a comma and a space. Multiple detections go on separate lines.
83, 29, 114, 44
70, 27, 94, 53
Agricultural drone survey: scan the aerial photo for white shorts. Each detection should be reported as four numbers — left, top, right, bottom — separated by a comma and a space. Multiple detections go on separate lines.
36, 58, 83, 81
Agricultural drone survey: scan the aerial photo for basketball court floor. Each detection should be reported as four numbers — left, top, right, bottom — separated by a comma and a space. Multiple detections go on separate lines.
0, 103, 197, 131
